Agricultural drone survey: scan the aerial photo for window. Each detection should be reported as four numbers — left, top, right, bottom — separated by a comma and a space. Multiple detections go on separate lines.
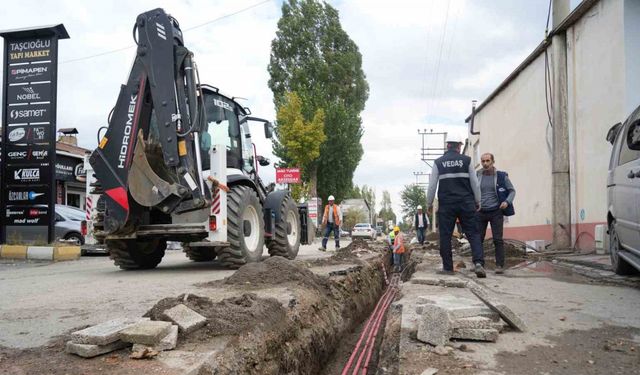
201, 92, 242, 170
618, 120, 640, 166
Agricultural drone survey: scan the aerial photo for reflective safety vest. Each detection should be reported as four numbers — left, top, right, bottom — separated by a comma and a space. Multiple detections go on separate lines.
388, 230, 395, 245
393, 233, 405, 254
323, 204, 340, 225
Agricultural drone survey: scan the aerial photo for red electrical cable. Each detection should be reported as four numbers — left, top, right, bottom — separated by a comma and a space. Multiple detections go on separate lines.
360, 289, 398, 374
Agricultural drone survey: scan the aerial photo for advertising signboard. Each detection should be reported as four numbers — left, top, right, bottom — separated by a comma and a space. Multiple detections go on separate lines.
275, 167, 301, 184
0, 25, 69, 244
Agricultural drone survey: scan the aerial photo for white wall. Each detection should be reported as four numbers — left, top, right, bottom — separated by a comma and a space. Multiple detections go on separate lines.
624, 0, 640, 115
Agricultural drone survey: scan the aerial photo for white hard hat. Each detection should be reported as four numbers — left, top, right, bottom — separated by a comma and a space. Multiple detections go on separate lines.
417, 205, 422, 210
328, 195, 335, 201
446, 133, 464, 144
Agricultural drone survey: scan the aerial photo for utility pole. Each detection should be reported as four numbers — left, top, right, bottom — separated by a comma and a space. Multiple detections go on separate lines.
418, 129, 447, 167
412, 171, 429, 187
551, 0, 571, 249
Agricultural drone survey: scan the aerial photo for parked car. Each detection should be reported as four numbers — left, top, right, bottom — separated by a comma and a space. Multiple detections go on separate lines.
340, 229, 350, 237
351, 223, 376, 240
55, 205, 85, 245
606, 108, 640, 275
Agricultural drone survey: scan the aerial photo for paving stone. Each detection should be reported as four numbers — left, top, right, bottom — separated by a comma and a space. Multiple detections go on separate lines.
451, 316, 501, 330
421, 368, 439, 375
120, 320, 173, 345
66, 340, 129, 358
451, 328, 499, 342
416, 305, 451, 346
71, 318, 147, 345
161, 304, 207, 334
132, 325, 178, 352
447, 306, 501, 321
470, 288, 527, 332
412, 277, 441, 286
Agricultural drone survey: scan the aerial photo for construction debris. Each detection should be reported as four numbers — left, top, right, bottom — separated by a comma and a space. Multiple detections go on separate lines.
65, 340, 129, 358
131, 325, 178, 353
469, 286, 527, 332
119, 320, 174, 346
161, 304, 207, 334
416, 304, 451, 346
70, 318, 147, 346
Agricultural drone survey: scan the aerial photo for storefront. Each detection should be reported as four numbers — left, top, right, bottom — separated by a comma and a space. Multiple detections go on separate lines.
55, 151, 86, 209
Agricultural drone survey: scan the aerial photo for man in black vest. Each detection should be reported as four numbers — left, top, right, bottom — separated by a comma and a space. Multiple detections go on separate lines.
414, 205, 429, 245
426, 133, 486, 278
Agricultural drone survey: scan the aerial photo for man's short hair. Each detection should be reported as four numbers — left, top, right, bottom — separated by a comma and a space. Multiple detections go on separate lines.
481, 152, 495, 162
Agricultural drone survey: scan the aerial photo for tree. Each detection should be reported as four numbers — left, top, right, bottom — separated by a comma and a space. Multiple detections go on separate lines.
378, 190, 396, 227
275, 91, 326, 199
360, 185, 376, 221
268, 0, 369, 203
343, 207, 366, 231
400, 184, 427, 222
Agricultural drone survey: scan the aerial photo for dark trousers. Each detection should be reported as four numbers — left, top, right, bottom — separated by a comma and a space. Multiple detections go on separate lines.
477, 208, 505, 267
416, 227, 426, 244
322, 222, 340, 249
437, 200, 484, 271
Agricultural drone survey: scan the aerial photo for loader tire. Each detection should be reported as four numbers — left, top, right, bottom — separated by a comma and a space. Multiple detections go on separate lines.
107, 238, 166, 270
183, 245, 216, 262
266, 194, 301, 259
217, 185, 265, 269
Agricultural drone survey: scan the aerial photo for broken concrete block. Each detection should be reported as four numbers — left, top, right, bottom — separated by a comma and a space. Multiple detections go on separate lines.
412, 277, 441, 286
66, 340, 129, 358
447, 306, 500, 321
120, 320, 173, 346
161, 304, 207, 334
71, 318, 147, 345
132, 325, 178, 352
432, 345, 453, 355
451, 316, 499, 330
416, 305, 451, 346
442, 279, 468, 288
451, 328, 499, 342
421, 368, 439, 375
470, 288, 527, 332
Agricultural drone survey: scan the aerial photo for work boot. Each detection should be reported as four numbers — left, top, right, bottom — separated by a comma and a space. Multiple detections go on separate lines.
475, 263, 487, 278
495, 266, 505, 274
436, 269, 455, 275
318, 247, 326, 252
335, 241, 340, 250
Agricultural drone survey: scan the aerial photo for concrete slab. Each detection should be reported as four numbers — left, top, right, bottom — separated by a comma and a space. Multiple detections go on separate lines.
119, 320, 173, 345
65, 340, 129, 358
161, 304, 207, 334
416, 304, 451, 346
451, 316, 501, 330
26, 246, 53, 261
71, 318, 146, 345
451, 328, 499, 342
412, 277, 468, 288
54, 246, 81, 261
0, 245, 27, 259
470, 287, 527, 332
132, 325, 178, 352
157, 350, 217, 375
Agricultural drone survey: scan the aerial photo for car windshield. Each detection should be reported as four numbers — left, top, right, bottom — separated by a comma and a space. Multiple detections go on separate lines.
56, 206, 85, 221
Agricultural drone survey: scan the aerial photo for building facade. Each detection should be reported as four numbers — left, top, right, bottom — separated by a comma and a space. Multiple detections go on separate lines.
465, 0, 640, 250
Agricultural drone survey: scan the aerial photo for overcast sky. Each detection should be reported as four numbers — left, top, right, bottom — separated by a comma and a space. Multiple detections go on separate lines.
0, 0, 580, 219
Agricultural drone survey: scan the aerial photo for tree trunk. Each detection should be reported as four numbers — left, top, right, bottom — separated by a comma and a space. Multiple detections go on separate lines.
309, 166, 318, 197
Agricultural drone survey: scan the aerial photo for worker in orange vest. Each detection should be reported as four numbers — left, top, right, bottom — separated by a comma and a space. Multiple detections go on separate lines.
319, 195, 342, 251
392, 226, 405, 272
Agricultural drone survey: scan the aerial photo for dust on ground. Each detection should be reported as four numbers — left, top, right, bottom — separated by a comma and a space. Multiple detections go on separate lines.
308, 239, 386, 266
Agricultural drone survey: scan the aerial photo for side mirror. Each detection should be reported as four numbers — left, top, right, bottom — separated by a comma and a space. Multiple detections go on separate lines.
606, 122, 622, 145
264, 122, 274, 139
257, 155, 270, 166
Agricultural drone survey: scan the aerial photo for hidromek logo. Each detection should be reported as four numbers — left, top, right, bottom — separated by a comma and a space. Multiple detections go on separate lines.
118, 94, 137, 169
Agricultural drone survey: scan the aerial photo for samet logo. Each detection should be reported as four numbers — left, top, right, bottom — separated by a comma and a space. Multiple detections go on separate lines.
14, 168, 40, 181
8, 128, 26, 142
10, 108, 46, 120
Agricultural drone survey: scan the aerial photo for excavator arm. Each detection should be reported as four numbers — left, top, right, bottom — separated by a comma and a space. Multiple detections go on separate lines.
89, 8, 208, 235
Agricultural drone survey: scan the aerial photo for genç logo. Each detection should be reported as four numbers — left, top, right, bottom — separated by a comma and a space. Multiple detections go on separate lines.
8, 127, 26, 142
7, 151, 27, 160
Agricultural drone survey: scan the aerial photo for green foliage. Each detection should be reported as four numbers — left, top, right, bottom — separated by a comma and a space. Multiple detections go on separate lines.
378, 190, 396, 227
400, 184, 427, 222
343, 207, 367, 231
268, 0, 369, 202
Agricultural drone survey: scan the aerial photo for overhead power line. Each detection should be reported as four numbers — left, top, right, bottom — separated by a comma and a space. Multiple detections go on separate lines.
60, 0, 271, 64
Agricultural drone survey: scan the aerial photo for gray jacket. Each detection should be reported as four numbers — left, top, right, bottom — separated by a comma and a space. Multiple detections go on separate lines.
476, 170, 516, 204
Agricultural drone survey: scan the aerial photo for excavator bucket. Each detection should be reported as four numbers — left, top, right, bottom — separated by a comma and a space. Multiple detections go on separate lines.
128, 131, 185, 212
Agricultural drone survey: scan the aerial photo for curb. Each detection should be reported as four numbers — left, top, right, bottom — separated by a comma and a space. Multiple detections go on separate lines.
0, 245, 81, 261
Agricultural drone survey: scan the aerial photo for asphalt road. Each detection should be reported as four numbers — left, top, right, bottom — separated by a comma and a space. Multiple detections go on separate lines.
0, 239, 348, 349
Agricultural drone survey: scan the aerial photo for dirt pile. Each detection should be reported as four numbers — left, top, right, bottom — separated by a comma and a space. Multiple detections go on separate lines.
217, 256, 332, 293
482, 240, 525, 257
145, 293, 286, 339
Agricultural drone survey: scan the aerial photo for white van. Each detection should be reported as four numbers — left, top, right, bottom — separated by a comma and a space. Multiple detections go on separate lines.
606, 106, 640, 275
